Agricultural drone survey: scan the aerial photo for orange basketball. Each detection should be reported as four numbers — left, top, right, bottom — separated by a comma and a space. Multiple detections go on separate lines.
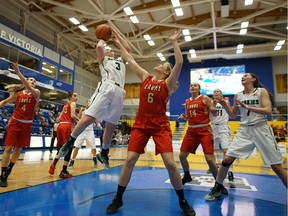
95, 24, 112, 41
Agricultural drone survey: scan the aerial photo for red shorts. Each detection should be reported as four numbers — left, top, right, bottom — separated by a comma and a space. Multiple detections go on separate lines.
5, 118, 32, 148
181, 125, 214, 154
128, 115, 173, 155
56, 123, 73, 147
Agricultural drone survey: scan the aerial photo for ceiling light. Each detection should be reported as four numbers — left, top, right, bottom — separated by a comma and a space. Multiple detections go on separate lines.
191, 53, 197, 58
143, 34, 151, 41
157, 53, 163, 57
277, 40, 285, 46
160, 56, 166, 61
147, 40, 155, 46
236, 49, 243, 54
182, 29, 190, 36
245, 0, 253, 6
130, 16, 139, 24
175, 8, 183, 16
78, 25, 88, 32
239, 28, 247, 35
241, 21, 249, 28
123, 7, 133, 16
171, 0, 180, 7
274, 45, 282, 51
237, 44, 244, 49
184, 35, 192, 41
69, 17, 80, 25
189, 49, 196, 54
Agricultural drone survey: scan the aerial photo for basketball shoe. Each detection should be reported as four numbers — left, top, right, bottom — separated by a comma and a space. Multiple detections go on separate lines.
228, 171, 236, 188
179, 199, 196, 216
59, 170, 72, 178
96, 153, 110, 170
205, 182, 226, 201
106, 197, 123, 214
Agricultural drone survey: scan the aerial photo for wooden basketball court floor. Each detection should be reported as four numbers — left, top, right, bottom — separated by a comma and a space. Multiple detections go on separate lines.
0, 146, 287, 216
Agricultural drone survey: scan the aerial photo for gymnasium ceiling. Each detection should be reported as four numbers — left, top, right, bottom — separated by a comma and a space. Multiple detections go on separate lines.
1, 0, 287, 74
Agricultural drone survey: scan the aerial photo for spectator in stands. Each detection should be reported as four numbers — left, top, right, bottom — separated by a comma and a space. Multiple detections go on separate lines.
38, 126, 44, 134
49, 122, 58, 153
47, 111, 55, 126
48, 91, 79, 178
0, 62, 40, 187
175, 120, 180, 131
205, 72, 287, 201
2, 109, 10, 122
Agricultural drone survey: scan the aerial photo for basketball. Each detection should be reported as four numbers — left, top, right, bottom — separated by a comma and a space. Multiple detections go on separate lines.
95, 24, 112, 41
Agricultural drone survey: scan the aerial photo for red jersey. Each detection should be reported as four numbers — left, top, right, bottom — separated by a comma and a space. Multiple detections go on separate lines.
12, 90, 37, 120
185, 95, 210, 125
59, 101, 74, 123
138, 76, 169, 116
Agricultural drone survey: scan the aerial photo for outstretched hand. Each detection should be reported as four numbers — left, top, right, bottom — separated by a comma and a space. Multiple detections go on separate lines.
169, 29, 181, 41
11, 62, 20, 73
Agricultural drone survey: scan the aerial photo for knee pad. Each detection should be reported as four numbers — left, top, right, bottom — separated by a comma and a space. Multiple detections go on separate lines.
222, 160, 234, 167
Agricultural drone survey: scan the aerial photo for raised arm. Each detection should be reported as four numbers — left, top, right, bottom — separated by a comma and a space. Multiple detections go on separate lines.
166, 30, 182, 92
12, 62, 40, 101
111, 28, 131, 55
113, 30, 149, 82
96, 39, 106, 64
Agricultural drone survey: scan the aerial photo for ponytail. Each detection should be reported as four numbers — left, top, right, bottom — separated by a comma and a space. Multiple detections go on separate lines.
4, 84, 25, 94
250, 73, 274, 107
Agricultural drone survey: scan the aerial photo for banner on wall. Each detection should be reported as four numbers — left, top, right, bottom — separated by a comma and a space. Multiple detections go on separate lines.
275, 74, 287, 93
0, 23, 43, 56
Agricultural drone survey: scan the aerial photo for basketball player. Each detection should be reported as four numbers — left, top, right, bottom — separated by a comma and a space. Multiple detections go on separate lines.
56, 27, 130, 170
0, 62, 40, 187
105, 30, 195, 216
68, 99, 103, 168
210, 88, 235, 188
179, 83, 224, 194
48, 91, 79, 178
205, 73, 287, 201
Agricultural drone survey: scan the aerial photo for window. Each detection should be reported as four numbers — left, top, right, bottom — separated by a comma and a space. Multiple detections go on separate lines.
42, 61, 57, 79
59, 69, 72, 84
18, 51, 40, 71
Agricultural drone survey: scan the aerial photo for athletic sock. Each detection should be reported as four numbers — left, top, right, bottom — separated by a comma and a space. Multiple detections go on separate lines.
115, 185, 126, 199
8, 161, 15, 170
1, 167, 8, 179
175, 189, 185, 201
184, 171, 190, 177
53, 158, 59, 166
62, 165, 68, 172
101, 148, 109, 157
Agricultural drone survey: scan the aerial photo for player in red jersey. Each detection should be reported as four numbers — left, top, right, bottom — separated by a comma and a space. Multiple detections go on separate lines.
48, 91, 79, 178
0, 62, 40, 187
105, 30, 195, 216
179, 83, 225, 193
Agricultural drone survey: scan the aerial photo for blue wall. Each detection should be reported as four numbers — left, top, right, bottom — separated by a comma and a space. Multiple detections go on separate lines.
169, 56, 274, 116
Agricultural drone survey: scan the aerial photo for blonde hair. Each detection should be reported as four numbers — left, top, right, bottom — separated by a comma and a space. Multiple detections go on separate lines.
163, 62, 173, 78
5, 84, 25, 93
